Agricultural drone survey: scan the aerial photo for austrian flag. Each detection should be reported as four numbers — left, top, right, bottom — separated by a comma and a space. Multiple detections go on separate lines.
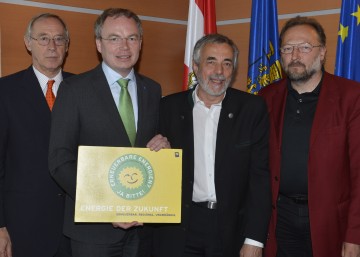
182, 0, 217, 91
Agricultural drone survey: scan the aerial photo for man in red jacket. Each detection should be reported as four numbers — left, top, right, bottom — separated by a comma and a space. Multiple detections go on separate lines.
259, 16, 360, 257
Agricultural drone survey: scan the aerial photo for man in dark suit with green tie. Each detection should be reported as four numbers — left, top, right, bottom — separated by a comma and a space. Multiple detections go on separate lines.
48, 8, 169, 257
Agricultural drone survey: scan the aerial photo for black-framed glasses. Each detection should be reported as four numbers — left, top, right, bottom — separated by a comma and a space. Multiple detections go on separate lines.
280, 43, 322, 54
30, 35, 68, 46
100, 36, 140, 45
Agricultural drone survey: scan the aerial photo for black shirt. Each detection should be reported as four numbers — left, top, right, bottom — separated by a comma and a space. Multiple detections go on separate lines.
279, 78, 322, 196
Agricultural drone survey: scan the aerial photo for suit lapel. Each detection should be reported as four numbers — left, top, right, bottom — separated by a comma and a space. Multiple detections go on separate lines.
267, 73, 339, 149
268, 81, 288, 150
184, 90, 195, 147
20, 68, 74, 116
62, 71, 73, 80
89, 65, 130, 144
310, 72, 339, 147
214, 90, 238, 171
135, 73, 148, 146
19, 67, 51, 115
183, 91, 195, 181
178, 91, 195, 152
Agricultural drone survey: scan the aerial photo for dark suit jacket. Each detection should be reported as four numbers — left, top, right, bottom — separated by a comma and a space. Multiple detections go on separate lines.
153, 87, 271, 257
259, 72, 360, 257
0, 67, 72, 257
48, 64, 161, 244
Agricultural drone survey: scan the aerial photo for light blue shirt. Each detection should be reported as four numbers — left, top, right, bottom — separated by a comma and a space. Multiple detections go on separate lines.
101, 62, 138, 130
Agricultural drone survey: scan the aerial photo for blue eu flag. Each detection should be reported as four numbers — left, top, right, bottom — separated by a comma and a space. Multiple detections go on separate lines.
247, 0, 282, 94
335, 0, 360, 82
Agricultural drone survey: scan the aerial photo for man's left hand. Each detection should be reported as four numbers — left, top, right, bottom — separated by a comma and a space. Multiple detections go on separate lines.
342, 242, 360, 257
146, 134, 170, 151
239, 244, 262, 257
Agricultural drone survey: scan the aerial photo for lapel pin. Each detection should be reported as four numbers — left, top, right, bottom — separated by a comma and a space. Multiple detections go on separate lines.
228, 113, 234, 119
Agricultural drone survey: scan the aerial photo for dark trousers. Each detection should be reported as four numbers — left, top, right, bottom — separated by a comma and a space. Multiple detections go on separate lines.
136, 226, 153, 257
275, 195, 313, 257
183, 202, 223, 257
11, 234, 71, 257
71, 229, 139, 257
54, 235, 72, 257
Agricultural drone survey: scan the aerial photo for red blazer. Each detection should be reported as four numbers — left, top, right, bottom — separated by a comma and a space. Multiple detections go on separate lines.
259, 72, 360, 257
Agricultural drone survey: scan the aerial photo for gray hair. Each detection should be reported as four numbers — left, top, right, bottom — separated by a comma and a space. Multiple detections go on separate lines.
280, 16, 326, 47
24, 13, 69, 40
193, 33, 239, 70
94, 8, 143, 39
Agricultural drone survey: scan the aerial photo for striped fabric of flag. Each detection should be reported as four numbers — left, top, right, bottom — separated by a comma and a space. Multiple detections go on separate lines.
182, 0, 217, 91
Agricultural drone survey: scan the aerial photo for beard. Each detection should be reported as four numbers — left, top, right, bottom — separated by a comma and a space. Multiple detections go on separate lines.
196, 73, 232, 97
283, 55, 322, 82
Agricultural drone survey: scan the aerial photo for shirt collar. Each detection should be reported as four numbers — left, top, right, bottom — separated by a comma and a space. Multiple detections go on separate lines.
32, 66, 62, 91
102, 62, 136, 86
192, 85, 224, 107
287, 72, 323, 97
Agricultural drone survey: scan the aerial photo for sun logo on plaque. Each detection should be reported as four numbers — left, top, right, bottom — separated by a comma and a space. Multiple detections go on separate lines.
108, 154, 154, 200
118, 167, 144, 189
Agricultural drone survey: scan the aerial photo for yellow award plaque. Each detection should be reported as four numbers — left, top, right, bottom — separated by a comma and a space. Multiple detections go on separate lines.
75, 146, 182, 223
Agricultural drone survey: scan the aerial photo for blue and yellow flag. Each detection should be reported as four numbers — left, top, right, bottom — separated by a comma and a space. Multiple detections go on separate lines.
335, 0, 360, 82
247, 0, 282, 94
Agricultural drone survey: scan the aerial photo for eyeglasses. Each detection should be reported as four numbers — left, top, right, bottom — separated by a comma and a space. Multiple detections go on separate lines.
100, 36, 140, 45
30, 36, 68, 46
280, 43, 322, 54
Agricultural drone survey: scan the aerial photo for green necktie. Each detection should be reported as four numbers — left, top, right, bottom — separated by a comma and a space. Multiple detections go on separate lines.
117, 78, 136, 146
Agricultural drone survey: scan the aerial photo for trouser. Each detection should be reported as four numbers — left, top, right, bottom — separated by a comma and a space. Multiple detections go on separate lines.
275, 194, 313, 257
54, 235, 72, 257
71, 229, 139, 257
183, 202, 223, 257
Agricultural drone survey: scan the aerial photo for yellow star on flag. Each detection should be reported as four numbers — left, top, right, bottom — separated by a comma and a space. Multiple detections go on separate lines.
338, 23, 349, 43
351, 4, 360, 25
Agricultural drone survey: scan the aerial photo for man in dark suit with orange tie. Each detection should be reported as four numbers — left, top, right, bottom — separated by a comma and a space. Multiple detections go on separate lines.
0, 13, 72, 257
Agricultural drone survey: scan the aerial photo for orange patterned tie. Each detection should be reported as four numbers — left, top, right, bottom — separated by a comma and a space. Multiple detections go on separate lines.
46, 80, 56, 111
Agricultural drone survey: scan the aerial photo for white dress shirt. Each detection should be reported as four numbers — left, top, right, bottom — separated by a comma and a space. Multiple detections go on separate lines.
192, 87, 222, 202
191, 87, 263, 248
33, 66, 62, 97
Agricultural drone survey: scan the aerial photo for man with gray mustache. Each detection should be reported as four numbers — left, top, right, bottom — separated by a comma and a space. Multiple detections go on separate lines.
152, 34, 272, 257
